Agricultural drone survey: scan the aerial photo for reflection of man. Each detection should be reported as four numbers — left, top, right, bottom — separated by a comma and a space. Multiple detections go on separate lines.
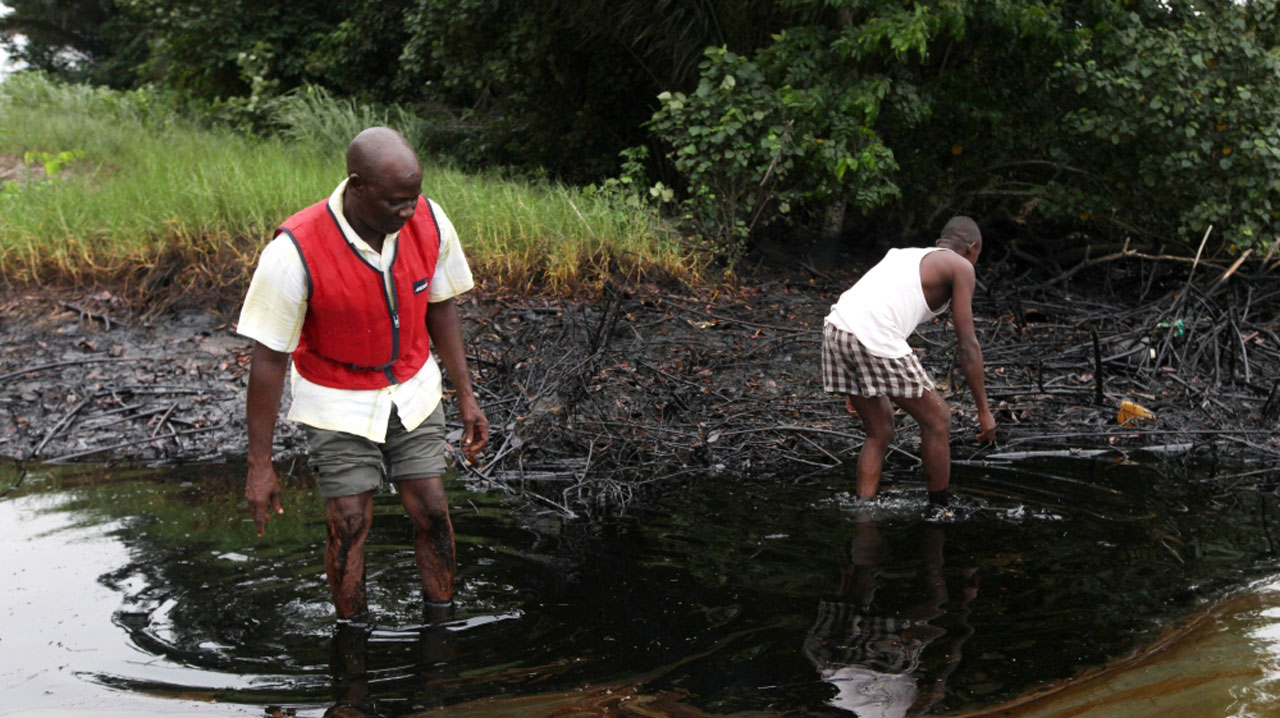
804, 517, 976, 716
327, 624, 375, 718
238, 127, 489, 620
325, 613, 457, 717
822, 217, 996, 503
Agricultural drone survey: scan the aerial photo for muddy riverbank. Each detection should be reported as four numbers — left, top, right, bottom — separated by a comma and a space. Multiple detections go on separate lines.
3, 255, 1279, 513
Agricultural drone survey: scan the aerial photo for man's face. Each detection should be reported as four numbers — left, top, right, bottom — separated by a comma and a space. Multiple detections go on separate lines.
348, 168, 423, 238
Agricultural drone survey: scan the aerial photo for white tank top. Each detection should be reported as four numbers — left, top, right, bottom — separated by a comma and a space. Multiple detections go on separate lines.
825, 247, 950, 358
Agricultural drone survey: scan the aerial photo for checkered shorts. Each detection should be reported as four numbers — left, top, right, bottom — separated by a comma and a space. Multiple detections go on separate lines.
822, 323, 935, 398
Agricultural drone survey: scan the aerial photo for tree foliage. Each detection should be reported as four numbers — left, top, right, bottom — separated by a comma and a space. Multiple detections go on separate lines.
643, 0, 1280, 253
0, 0, 145, 85
5, 0, 1280, 256
1053, 1, 1280, 252
116, 0, 379, 101
394, 0, 788, 177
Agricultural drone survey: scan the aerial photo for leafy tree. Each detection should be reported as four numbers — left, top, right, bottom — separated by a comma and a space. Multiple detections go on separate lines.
117, 0, 358, 101
644, 45, 899, 251
1052, 0, 1280, 252
643, 1, 1084, 249
302, 0, 414, 102
396, 0, 790, 179
0, 0, 146, 86
643, 0, 1280, 256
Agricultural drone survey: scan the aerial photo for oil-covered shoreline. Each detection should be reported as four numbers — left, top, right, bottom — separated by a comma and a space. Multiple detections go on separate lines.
2, 257, 1279, 515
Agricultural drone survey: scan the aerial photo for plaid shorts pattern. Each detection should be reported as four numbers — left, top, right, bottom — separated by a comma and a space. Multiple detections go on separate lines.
803, 600, 923, 674
822, 323, 935, 398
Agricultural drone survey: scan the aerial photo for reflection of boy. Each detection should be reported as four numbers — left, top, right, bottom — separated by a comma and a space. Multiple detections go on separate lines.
804, 605, 924, 718
821, 216, 996, 502
804, 520, 975, 716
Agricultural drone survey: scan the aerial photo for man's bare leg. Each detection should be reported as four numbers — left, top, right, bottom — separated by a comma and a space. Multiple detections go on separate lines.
398, 477, 456, 603
890, 389, 952, 495
326, 492, 374, 619
848, 394, 895, 499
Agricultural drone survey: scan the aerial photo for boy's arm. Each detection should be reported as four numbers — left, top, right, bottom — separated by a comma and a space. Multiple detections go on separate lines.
949, 260, 996, 443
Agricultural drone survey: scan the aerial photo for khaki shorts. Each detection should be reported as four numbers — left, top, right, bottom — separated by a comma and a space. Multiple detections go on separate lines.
304, 404, 448, 498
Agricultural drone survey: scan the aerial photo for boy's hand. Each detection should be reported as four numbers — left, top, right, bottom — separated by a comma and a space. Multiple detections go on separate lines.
976, 408, 997, 444
844, 395, 859, 418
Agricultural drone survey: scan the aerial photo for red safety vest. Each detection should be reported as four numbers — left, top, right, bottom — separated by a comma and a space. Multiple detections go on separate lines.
277, 198, 441, 389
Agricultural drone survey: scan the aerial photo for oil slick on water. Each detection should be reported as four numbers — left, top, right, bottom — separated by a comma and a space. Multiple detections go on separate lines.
1, 454, 1278, 717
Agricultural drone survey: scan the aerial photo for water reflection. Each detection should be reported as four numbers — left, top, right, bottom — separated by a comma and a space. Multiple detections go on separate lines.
980, 575, 1280, 718
805, 516, 975, 716
1236, 583, 1280, 715
326, 605, 461, 716
5, 456, 1280, 717
329, 623, 375, 717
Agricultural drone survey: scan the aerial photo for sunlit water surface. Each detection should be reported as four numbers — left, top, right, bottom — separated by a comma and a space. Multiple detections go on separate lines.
2, 454, 1279, 717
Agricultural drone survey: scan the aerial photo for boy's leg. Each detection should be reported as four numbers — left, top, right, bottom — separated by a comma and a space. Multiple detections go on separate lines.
848, 394, 894, 499
889, 389, 952, 493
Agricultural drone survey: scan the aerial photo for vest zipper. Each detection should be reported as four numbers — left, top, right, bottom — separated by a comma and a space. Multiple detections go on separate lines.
383, 266, 402, 383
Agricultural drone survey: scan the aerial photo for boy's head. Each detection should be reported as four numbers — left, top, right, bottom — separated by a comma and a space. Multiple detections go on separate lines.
937, 216, 982, 264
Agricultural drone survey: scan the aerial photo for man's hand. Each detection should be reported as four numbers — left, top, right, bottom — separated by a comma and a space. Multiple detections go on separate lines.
458, 397, 490, 464
245, 341, 289, 537
976, 408, 997, 444
246, 462, 284, 537
426, 298, 490, 465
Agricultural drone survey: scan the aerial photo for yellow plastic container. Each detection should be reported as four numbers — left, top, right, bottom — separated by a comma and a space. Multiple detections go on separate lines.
1117, 400, 1155, 426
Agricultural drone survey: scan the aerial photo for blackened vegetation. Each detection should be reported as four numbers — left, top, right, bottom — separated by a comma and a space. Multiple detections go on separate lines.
0, 294, 292, 469
458, 283, 826, 518
457, 254, 1280, 518
2, 252, 1280, 518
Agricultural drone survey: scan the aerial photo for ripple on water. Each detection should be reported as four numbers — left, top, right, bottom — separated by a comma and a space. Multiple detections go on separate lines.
4, 456, 1279, 717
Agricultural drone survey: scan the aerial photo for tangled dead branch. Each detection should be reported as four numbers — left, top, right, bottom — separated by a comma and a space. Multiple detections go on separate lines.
454, 254, 1280, 517
3, 251, 1280, 518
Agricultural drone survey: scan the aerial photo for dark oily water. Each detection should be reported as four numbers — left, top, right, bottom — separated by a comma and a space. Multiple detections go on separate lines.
1, 455, 1278, 717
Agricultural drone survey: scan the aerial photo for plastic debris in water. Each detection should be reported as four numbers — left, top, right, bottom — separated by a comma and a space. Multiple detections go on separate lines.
1117, 400, 1156, 426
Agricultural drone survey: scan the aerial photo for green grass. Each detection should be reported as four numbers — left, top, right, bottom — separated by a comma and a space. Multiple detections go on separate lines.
0, 74, 701, 304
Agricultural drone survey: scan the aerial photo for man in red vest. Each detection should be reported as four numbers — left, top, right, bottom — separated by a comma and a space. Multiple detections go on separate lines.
237, 127, 489, 620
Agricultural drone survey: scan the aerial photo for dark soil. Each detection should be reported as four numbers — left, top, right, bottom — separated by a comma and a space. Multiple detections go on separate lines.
3, 254, 1279, 514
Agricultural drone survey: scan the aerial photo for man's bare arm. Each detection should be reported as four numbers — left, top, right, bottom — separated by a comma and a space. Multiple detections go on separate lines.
426, 298, 490, 462
948, 259, 996, 443
246, 341, 289, 535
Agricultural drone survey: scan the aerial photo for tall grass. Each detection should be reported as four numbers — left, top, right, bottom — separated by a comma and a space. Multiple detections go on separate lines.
0, 74, 700, 305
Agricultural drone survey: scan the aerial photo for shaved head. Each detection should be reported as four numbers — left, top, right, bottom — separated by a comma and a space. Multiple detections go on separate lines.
342, 127, 424, 245
347, 127, 421, 184
937, 216, 982, 253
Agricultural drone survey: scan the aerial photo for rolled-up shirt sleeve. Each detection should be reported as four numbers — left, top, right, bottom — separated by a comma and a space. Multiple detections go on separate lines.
236, 235, 308, 353
427, 201, 475, 303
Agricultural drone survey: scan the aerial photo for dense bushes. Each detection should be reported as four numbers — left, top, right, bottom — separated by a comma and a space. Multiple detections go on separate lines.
640, 1, 1280, 253
4, 0, 1279, 258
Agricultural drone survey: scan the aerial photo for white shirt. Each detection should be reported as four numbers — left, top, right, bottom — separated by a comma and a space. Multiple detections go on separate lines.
821, 665, 917, 718
236, 179, 475, 442
825, 247, 950, 358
